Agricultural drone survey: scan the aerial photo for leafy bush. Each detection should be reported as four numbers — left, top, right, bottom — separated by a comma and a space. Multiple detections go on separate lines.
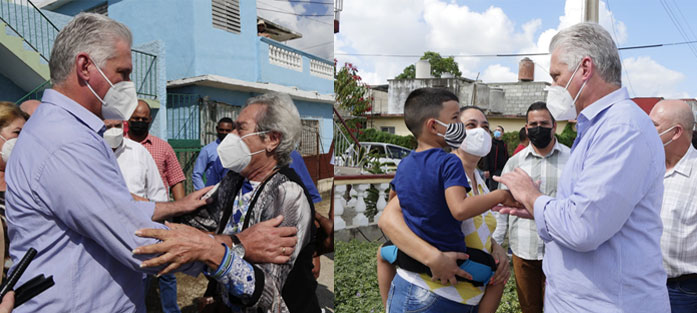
357, 128, 417, 150
555, 123, 577, 148
502, 131, 521, 156
335, 240, 383, 313
335, 240, 523, 313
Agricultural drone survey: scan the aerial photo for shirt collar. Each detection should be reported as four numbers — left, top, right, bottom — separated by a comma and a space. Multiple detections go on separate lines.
667, 145, 697, 178
578, 87, 629, 123
41, 89, 106, 135
521, 139, 563, 159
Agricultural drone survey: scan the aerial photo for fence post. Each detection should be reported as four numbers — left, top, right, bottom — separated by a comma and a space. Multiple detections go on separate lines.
352, 183, 369, 226
334, 184, 346, 230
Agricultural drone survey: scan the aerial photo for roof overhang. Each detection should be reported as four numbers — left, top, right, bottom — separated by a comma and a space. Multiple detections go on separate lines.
167, 74, 334, 104
38, 0, 73, 10
257, 17, 302, 42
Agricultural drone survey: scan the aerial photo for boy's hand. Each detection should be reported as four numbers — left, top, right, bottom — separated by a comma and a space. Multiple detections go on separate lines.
427, 251, 472, 285
499, 190, 524, 208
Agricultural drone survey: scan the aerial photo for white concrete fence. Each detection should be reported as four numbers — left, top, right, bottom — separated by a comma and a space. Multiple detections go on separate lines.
334, 175, 393, 231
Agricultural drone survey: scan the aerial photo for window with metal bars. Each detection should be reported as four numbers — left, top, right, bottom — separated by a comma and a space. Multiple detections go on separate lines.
212, 0, 241, 34
298, 119, 321, 156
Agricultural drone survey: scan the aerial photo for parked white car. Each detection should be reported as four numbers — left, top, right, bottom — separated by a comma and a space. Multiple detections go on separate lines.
359, 142, 412, 172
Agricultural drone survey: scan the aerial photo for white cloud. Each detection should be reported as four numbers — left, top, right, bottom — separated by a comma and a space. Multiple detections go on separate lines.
481, 64, 517, 83
623, 56, 688, 98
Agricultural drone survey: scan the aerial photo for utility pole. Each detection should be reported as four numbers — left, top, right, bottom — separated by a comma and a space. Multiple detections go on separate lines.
584, 0, 599, 23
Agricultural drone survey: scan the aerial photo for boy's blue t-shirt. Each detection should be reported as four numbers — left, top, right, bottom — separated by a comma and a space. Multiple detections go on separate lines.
391, 148, 471, 254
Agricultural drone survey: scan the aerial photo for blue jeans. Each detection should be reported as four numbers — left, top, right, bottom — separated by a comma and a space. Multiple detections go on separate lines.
668, 276, 697, 313
386, 274, 478, 313
144, 274, 181, 313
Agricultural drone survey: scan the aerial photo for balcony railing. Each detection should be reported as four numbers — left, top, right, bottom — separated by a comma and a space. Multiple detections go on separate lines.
310, 59, 333, 80
268, 43, 302, 72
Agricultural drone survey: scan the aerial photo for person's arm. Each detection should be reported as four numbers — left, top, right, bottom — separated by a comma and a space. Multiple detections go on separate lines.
191, 148, 208, 191
492, 160, 513, 245
151, 186, 212, 221
378, 196, 471, 285
221, 182, 313, 309
289, 150, 322, 203
445, 187, 517, 221
170, 182, 186, 201
528, 124, 653, 252
34, 142, 200, 276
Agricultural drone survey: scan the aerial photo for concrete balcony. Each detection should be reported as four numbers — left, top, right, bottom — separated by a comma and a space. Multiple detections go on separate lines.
258, 37, 333, 95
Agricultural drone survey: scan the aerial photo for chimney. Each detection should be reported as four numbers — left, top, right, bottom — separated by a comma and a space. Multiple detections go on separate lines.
415, 60, 431, 79
518, 57, 534, 82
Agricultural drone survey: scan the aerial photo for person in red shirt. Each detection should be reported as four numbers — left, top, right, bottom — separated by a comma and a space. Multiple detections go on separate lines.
126, 100, 186, 201
513, 127, 529, 155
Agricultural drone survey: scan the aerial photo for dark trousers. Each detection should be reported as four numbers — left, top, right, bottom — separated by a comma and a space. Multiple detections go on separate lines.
668, 275, 697, 313
512, 254, 545, 313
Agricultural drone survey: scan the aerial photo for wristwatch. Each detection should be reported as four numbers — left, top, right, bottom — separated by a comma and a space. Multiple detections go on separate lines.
230, 234, 246, 259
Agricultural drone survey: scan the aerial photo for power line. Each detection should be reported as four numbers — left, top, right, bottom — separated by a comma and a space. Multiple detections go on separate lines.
268, 0, 333, 4
606, 0, 635, 96
257, 7, 333, 17
334, 40, 697, 58
296, 40, 334, 50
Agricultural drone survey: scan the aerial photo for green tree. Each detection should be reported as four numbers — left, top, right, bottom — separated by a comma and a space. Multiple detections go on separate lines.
335, 62, 372, 117
396, 51, 462, 79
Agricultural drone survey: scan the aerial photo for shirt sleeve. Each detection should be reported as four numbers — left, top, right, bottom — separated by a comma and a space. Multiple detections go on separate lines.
442, 154, 470, 191
492, 157, 513, 245
143, 148, 169, 202
218, 182, 312, 310
533, 123, 655, 252
164, 144, 186, 187
289, 150, 322, 203
192, 147, 208, 190
33, 141, 201, 275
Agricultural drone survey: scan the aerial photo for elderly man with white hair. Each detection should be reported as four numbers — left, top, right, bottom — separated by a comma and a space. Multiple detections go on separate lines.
494, 22, 670, 312
134, 93, 320, 313
650, 100, 697, 313
4, 13, 298, 313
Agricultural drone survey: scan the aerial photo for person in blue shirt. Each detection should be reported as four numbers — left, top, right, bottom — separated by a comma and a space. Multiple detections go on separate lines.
192, 118, 234, 190
379, 88, 517, 313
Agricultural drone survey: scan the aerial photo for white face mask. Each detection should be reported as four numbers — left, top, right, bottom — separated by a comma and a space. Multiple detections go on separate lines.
459, 127, 492, 157
104, 127, 124, 149
659, 125, 677, 147
217, 131, 268, 173
545, 60, 588, 121
85, 58, 139, 120
0, 135, 17, 163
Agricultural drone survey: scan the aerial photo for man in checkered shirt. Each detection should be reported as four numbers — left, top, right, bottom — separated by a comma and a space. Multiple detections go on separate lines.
492, 102, 570, 313
649, 99, 697, 313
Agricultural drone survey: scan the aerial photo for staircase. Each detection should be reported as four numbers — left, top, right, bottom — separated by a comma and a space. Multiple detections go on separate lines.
0, 0, 159, 104
0, 0, 53, 95
333, 106, 362, 170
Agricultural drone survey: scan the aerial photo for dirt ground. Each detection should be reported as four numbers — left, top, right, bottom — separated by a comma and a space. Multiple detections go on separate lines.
145, 253, 334, 313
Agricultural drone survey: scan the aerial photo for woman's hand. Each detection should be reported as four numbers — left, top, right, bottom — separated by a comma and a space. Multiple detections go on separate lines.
134, 222, 223, 276
489, 241, 510, 286
426, 251, 472, 286
0, 291, 13, 313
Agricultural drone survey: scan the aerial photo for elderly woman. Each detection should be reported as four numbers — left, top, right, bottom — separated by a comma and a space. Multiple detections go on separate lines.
0, 101, 28, 283
135, 93, 319, 313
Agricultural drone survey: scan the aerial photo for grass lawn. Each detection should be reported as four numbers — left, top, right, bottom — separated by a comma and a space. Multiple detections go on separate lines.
335, 240, 522, 313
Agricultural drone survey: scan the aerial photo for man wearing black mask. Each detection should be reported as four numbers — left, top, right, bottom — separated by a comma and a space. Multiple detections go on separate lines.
192, 117, 234, 190
491, 101, 570, 313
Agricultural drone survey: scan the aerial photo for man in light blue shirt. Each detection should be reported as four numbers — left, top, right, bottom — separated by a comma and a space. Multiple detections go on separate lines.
5, 13, 211, 312
192, 117, 233, 190
495, 23, 669, 312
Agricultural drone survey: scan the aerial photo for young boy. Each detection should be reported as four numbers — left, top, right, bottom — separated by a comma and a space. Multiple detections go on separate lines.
378, 88, 516, 312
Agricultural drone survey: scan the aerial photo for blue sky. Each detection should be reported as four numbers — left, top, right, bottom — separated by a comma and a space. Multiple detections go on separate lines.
335, 0, 697, 98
